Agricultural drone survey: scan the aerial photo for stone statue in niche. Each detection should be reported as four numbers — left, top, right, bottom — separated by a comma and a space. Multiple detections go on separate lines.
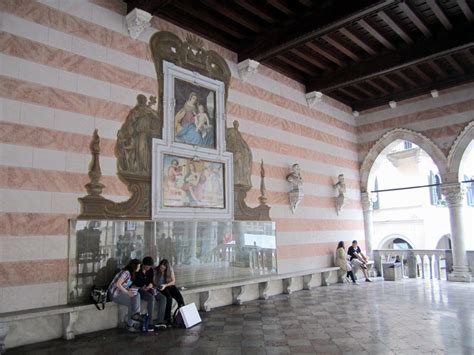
225, 120, 252, 186
225, 120, 271, 221
334, 174, 346, 215
116, 94, 162, 175
286, 164, 304, 213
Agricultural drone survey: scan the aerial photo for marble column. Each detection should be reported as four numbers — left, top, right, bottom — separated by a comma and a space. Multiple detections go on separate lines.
441, 183, 472, 282
361, 192, 374, 257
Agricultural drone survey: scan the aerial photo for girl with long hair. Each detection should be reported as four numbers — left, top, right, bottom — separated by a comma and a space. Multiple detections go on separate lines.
335, 241, 357, 284
155, 259, 185, 324
108, 258, 142, 331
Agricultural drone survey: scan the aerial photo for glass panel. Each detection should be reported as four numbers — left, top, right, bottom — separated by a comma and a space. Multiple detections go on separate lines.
68, 219, 277, 304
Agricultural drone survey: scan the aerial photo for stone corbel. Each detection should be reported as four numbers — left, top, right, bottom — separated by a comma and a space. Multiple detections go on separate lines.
232, 285, 248, 305
0, 322, 8, 354
259, 281, 270, 300
305, 91, 323, 108
62, 311, 78, 340
283, 277, 295, 294
125, 8, 152, 40
200, 290, 215, 312
237, 59, 260, 82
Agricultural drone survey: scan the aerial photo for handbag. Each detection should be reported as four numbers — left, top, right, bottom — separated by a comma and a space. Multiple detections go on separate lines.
90, 285, 108, 310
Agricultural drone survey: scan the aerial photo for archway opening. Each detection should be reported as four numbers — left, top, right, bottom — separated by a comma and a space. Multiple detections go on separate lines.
458, 139, 474, 250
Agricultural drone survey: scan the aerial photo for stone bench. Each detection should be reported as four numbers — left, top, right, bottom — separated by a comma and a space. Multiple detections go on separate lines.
0, 265, 340, 352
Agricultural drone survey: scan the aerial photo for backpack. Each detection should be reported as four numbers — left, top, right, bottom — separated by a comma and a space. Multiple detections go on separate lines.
172, 306, 185, 328
91, 285, 108, 310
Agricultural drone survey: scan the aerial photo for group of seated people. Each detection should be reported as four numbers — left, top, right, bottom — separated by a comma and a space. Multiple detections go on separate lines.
108, 257, 185, 332
335, 240, 372, 284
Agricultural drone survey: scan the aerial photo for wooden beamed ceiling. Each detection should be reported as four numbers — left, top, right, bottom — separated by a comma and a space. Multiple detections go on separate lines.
125, 0, 474, 111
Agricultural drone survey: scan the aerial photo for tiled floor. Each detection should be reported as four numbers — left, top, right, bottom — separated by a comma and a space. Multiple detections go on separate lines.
9, 279, 474, 354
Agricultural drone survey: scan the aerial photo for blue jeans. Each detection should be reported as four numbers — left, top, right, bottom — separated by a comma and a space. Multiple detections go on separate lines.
139, 289, 166, 323
110, 291, 140, 326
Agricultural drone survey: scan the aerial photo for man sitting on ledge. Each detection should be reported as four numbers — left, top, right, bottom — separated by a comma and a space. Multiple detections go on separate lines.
348, 240, 372, 282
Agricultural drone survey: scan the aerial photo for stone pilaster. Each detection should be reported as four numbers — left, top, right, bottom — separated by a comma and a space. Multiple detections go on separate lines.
361, 192, 374, 257
441, 183, 472, 282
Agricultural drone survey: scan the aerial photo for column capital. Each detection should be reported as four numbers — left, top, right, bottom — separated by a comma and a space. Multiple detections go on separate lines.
441, 182, 466, 207
125, 8, 152, 40
361, 192, 373, 211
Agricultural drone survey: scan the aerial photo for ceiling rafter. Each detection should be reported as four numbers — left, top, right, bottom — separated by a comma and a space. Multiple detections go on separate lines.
378, 10, 414, 44
380, 74, 403, 90
427, 60, 448, 77
290, 48, 329, 70
399, 1, 432, 37
339, 27, 377, 55
322, 34, 361, 61
236, 1, 276, 24
337, 87, 364, 101
410, 65, 432, 82
352, 83, 378, 97
358, 18, 396, 50
267, 0, 294, 16
396, 71, 417, 86
305, 42, 345, 67
202, 0, 263, 33
277, 54, 317, 75
445, 55, 465, 74
366, 79, 390, 94
239, 0, 398, 61
426, 0, 453, 30
457, 0, 474, 22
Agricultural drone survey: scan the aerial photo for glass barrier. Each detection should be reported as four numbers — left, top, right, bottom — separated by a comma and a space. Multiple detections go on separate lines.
68, 220, 277, 304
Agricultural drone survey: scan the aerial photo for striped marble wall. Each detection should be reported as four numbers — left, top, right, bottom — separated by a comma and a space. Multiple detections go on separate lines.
0, 0, 363, 313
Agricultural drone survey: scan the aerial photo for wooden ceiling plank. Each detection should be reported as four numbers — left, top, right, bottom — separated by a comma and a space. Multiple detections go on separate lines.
445, 55, 466, 74
267, 0, 294, 16
426, 0, 453, 30
322, 34, 361, 61
410, 65, 432, 82
399, 1, 432, 37
427, 60, 448, 77
366, 79, 390, 94
339, 27, 377, 55
338, 87, 363, 101
236, 1, 275, 23
202, 0, 263, 33
172, 2, 246, 39
305, 42, 345, 67
352, 83, 377, 97
378, 11, 414, 44
379, 75, 403, 90
395, 71, 417, 86
277, 55, 317, 75
358, 18, 396, 50
457, 0, 474, 22
290, 48, 329, 70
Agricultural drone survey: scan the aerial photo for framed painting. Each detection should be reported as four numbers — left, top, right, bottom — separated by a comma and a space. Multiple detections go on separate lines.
152, 141, 233, 220
162, 61, 225, 153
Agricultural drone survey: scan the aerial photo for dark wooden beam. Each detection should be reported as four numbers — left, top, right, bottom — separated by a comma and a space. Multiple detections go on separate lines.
305, 42, 345, 67
427, 60, 448, 78
352, 83, 378, 97
322, 34, 361, 61
379, 74, 403, 90
378, 10, 414, 44
410, 65, 432, 82
267, 0, 294, 16
202, 0, 263, 33
238, 0, 398, 61
338, 87, 364, 101
366, 79, 390, 94
358, 18, 396, 50
265, 59, 305, 82
352, 72, 474, 111
457, 0, 474, 22
277, 55, 317, 75
445, 55, 466, 74
290, 48, 329, 70
172, 2, 247, 39
236, 1, 276, 23
339, 27, 377, 55
399, 1, 432, 37
306, 24, 474, 92
396, 71, 417, 87
426, 0, 453, 30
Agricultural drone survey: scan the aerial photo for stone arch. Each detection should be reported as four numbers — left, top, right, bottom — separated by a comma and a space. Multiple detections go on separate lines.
360, 128, 448, 193
447, 120, 474, 181
435, 234, 452, 250
378, 234, 415, 250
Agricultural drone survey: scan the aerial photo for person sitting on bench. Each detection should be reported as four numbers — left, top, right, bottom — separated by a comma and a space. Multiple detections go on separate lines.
347, 240, 372, 282
155, 259, 185, 325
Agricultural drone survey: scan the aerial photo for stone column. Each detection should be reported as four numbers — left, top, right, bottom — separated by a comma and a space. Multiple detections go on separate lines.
441, 183, 472, 282
361, 192, 374, 257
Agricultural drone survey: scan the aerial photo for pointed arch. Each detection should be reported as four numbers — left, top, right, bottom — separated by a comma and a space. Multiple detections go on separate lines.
447, 120, 474, 179
360, 128, 448, 192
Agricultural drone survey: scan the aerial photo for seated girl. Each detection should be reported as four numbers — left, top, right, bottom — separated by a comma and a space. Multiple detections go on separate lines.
155, 259, 185, 325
